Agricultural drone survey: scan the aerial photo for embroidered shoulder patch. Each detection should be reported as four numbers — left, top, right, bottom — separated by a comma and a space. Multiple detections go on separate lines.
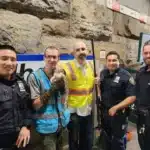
129, 77, 135, 85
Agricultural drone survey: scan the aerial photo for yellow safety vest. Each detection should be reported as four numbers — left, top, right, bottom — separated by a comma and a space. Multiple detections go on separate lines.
63, 60, 94, 108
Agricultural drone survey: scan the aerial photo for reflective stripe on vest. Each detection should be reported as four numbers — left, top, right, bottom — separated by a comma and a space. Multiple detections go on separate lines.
66, 61, 93, 81
64, 60, 94, 107
66, 62, 77, 80
69, 88, 93, 96
34, 112, 63, 119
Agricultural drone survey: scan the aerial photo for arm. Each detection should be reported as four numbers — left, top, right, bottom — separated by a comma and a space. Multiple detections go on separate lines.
16, 80, 32, 148
109, 76, 136, 116
28, 74, 54, 110
28, 72, 67, 110
28, 73, 43, 110
112, 96, 136, 111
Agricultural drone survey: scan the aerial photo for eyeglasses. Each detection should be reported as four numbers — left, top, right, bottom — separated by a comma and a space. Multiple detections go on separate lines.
75, 47, 86, 51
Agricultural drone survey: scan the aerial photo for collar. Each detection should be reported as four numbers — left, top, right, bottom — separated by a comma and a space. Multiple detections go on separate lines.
74, 59, 88, 68
144, 65, 150, 72
0, 73, 17, 86
106, 67, 120, 76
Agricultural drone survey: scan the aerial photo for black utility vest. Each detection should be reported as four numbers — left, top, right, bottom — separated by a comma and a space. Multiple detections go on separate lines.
0, 77, 29, 134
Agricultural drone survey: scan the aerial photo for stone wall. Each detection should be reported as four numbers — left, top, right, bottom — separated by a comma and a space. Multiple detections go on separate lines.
0, 0, 150, 64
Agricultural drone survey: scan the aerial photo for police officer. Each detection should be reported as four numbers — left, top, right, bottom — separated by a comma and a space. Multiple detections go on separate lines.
0, 45, 32, 149
136, 40, 150, 150
99, 51, 136, 150
28, 46, 70, 150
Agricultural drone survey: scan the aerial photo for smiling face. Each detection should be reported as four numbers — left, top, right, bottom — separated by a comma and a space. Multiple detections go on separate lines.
106, 54, 120, 72
143, 45, 150, 66
0, 49, 17, 79
73, 41, 88, 64
44, 48, 59, 70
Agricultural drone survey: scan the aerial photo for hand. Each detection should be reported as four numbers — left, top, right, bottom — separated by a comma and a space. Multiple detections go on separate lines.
108, 106, 118, 116
95, 76, 100, 85
16, 127, 30, 148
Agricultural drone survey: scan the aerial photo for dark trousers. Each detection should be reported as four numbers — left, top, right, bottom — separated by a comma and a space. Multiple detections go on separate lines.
0, 132, 30, 150
137, 109, 150, 150
102, 110, 127, 150
67, 113, 93, 150
137, 125, 150, 150
25, 127, 66, 150
0, 132, 18, 149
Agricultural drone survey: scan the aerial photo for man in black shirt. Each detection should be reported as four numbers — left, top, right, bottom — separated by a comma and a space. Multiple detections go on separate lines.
0, 45, 32, 149
136, 40, 150, 150
99, 51, 136, 150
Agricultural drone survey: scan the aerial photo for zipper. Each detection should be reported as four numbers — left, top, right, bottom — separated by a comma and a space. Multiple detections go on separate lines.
12, 84, 20, 132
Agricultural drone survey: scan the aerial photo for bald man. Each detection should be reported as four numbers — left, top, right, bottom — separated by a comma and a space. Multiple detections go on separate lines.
63, 41, 95, 150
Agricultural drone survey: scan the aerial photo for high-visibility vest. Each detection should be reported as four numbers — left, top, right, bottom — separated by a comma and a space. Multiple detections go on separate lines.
32, 68, 70, 134
63, 60, 94, 108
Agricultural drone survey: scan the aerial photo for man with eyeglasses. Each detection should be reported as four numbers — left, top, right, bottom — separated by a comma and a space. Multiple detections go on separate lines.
28, 46, 70, 150
62, 41, 95, 150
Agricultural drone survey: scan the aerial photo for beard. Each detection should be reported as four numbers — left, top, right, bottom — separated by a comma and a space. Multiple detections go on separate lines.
78, 53, 86, 60
144, 58, 150, 65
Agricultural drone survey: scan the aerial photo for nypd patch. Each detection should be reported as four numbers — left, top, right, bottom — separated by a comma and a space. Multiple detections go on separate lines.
129, 77, 135, 85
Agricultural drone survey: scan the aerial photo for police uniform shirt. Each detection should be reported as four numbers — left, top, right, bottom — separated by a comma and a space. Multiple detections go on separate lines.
100, 68, 135, 108
136, 66, 150, 108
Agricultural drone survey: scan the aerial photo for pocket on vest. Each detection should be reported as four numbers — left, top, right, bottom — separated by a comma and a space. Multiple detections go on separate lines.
0, 90, 12, 110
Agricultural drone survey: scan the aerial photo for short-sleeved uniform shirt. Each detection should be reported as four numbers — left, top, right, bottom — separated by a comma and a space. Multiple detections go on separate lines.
100, 68, 135, 108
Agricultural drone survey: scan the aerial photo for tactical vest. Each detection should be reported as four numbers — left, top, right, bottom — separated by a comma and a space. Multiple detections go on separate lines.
0, 74, 31, 134
32, 68, 70, 134
63, 60, 94, 108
